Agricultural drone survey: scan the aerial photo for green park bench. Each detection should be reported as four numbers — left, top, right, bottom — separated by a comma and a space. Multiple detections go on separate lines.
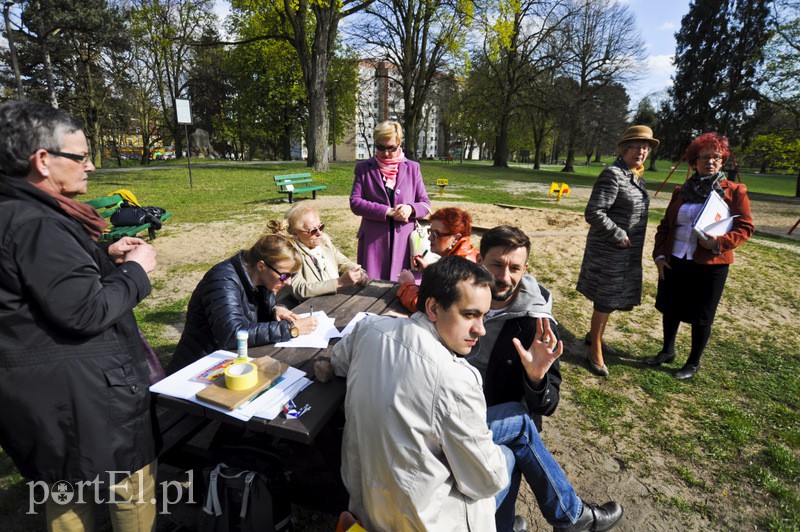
274, 173, 327, 204
84, 193, 172, 242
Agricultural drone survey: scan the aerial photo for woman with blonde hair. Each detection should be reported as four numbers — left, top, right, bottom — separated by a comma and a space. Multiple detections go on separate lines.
350, 120, 431, 280
168, 221, 318, 372
280, 203, 368, 302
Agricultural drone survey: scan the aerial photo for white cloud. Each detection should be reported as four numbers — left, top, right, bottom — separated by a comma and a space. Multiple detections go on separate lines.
659, 22, 677, 31
647, 54, 675, 79
212, 0, 231, 22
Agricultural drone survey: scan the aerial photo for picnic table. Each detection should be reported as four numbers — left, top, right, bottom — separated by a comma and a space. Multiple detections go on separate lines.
152, 279, 408, 445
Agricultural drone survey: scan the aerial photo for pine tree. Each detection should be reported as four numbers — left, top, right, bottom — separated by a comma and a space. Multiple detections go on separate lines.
660, 0, 771, 157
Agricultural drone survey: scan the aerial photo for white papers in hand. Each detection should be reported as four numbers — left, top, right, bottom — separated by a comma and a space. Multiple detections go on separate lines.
692, 192, 737, 238
275, 311, 339, 348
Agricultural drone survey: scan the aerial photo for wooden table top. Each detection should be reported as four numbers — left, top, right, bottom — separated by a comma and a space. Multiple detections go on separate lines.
155, 278, 408, 444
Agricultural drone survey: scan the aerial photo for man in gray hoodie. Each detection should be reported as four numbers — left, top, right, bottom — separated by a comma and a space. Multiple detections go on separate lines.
472, 225, 623, 532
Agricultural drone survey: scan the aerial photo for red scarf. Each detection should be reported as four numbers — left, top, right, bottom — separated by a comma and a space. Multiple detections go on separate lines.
376, 147, 406, 189
42, 189, 108, 241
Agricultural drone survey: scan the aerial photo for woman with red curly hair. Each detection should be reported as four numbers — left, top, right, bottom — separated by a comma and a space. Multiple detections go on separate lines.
396, 207, 479, 312
647, 133, 754, 379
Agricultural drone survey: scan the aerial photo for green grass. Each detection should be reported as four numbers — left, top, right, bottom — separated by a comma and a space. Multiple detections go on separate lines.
2, 159, 798, 530
88, 159, 799, 222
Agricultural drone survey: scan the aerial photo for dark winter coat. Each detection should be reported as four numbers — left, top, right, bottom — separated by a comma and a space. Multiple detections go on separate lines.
576, 157, 650, 311
471, 276, 561, 432
168, 252, 291, 373
0, 175, 155, 485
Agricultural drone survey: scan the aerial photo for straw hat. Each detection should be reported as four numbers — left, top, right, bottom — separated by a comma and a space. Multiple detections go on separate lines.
617, 125, 660, 149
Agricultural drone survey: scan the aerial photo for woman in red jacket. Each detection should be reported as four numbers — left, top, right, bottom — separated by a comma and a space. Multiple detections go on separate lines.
647, 133, 754, 379
396, 207, 479, 312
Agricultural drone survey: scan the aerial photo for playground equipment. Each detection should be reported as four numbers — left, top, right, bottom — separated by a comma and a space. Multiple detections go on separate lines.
549, 182, 571, 201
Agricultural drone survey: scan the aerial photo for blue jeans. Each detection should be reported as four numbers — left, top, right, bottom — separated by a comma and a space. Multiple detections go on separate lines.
488, 402, 583, 530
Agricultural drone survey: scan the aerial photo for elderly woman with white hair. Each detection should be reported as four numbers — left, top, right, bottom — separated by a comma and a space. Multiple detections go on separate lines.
280, 203, 368, 302
350, 120, 431, 281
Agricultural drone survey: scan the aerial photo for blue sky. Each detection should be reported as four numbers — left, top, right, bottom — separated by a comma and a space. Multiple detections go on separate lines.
212, 0, 691, 106
623, 0, 692, 104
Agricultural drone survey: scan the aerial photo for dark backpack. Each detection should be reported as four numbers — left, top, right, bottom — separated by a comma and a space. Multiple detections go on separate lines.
110, 201, 166, 229
201, 447, 291, 532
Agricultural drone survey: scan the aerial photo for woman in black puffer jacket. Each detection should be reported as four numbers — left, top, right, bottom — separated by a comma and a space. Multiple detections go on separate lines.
168, 223, 318, 373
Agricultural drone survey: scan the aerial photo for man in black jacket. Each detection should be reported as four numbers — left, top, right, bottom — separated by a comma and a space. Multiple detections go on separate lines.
0, 100, 158, 530
471, 226, 623, 532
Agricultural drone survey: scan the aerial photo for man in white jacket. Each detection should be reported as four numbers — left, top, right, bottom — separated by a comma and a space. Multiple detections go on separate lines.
332, 256, 511, 531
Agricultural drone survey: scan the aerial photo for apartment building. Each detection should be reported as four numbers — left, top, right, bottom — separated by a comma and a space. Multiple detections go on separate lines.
334, 59, 443, 161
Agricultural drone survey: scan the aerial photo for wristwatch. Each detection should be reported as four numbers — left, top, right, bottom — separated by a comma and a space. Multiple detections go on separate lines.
288, 321, 300, 338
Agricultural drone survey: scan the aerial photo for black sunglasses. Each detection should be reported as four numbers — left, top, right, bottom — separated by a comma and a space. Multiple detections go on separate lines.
48, 150, 92, 164
262, 261, 295, 282
375, 144, 399, 153
299, 223, 325, 235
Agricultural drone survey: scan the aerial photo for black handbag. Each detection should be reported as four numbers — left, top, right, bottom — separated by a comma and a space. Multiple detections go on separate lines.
111, 203, 165, 229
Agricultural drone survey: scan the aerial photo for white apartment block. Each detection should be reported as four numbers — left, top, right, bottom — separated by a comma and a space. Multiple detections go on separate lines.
334, 59, 443, 161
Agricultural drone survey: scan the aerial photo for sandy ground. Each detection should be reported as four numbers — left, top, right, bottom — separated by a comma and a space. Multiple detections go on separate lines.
145, 191, 799, 531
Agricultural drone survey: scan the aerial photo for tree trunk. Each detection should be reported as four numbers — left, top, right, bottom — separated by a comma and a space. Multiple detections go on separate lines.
532, 137, 544, 170
402, 106, 421, 161
43, 47, 58, 108
648, 151, 658, 171
561, 111, 578, 172
280, 121, 292, 161
795, 169, 800, 198
493, 92, 513, 167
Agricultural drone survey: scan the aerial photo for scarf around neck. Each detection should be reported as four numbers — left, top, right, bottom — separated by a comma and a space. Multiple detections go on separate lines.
41, 188, 108, 241
680, 170, 726, 204
376, 147, 406, 188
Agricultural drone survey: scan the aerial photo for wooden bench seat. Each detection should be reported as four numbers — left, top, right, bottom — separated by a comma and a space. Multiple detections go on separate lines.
85, 194, 172, 242
274, 173, 326, 204
155, 407, 213, 470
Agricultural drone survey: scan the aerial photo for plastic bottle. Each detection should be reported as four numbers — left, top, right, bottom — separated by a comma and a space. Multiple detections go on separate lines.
236, 330, 248, 361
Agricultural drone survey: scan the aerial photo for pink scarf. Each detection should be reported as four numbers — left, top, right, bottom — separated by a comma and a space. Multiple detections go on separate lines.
376, 147, 406, 189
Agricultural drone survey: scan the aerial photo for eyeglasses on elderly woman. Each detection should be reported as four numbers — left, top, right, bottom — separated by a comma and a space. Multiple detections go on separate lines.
48, 150, 92, 164
375, 144, 399, 153
299, 223, 325, 235
626, 144, 651, 152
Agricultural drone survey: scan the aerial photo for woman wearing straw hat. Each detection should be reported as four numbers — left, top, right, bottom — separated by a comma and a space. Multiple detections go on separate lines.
576, 125, 658, 376
646, 132, 753, 379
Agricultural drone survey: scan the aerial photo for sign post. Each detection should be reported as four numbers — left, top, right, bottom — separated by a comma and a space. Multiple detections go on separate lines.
175, 98, 193, 188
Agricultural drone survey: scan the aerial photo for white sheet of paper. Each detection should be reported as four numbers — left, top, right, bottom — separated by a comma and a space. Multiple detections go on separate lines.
274, 311, 339, 348
149, 350, 308, 421
339, 312, 377, 337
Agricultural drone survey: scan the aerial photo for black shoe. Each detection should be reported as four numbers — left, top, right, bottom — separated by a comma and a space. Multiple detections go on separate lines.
555, 500, 623, 532
645, 350, 675, 366
675, 363, 700, 380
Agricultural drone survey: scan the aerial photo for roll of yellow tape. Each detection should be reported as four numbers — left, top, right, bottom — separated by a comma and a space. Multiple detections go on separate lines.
225, 362, 258, 391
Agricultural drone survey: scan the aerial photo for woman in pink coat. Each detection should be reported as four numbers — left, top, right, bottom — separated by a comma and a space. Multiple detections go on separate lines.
350, 121, 431, 280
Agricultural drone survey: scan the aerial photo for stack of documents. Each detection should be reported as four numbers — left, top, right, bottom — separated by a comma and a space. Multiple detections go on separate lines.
692, 192, 738, 239
150, 350, 310, 421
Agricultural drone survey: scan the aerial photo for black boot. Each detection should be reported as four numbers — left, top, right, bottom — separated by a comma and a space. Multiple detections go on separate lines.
554, 500, 623, 532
